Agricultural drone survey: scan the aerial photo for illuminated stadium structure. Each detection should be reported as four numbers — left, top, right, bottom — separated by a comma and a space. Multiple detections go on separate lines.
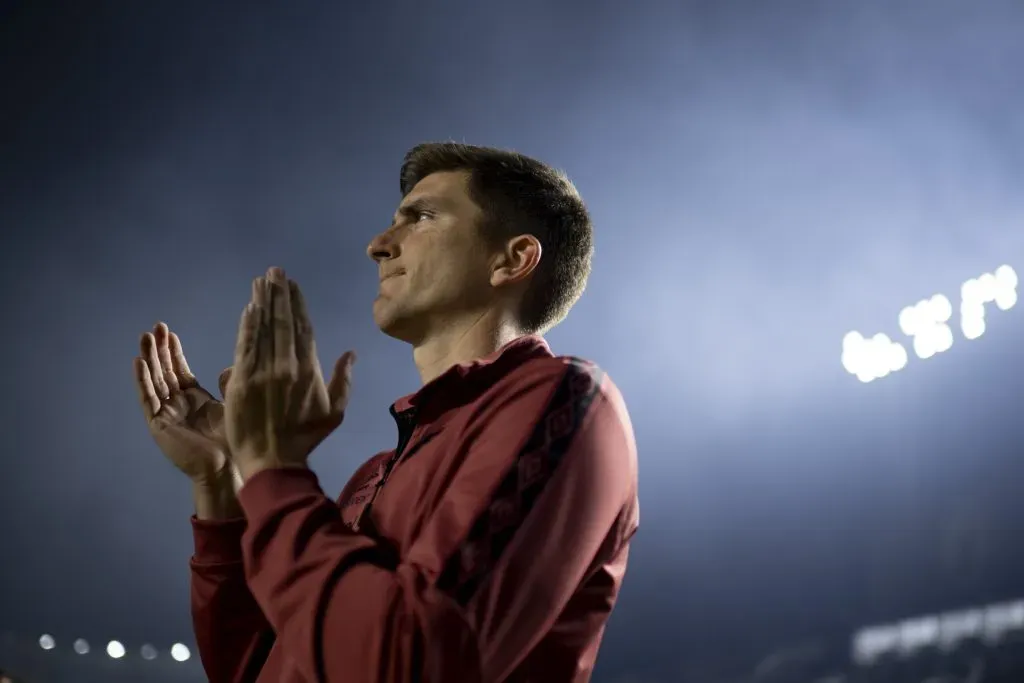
738, 599, 1024, 683
0, 631, 204, 683
842, 264, 1018, 383
6, 599, 1024, 682
851, 598, 1024, 666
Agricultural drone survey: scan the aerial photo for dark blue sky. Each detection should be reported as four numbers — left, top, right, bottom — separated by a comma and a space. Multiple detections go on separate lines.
2, 1, 1023, 681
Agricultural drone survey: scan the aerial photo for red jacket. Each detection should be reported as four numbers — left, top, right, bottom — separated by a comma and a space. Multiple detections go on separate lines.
189, 336, 639, 683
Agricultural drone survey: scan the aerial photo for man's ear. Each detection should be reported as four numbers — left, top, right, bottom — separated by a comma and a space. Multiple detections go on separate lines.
490, 234, 542, 287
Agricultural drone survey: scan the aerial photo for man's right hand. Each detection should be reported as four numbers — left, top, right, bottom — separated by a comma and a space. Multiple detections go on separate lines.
134, 322, 241, 518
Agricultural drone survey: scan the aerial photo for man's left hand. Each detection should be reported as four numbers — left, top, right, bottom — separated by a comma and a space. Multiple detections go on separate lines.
224, 267, 356, 481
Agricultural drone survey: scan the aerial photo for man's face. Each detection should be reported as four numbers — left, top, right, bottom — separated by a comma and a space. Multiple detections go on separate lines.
367, 170, 498, 344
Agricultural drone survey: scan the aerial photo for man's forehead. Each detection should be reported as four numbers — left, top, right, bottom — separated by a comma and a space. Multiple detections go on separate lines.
400, 170, 471, 209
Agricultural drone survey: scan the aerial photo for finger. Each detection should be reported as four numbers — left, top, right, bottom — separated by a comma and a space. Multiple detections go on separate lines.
327, 351, 357, 414
268, 268, 296, 371
217, 367, 233, 398
168, 332, 197, 389
141, 332, 170, 398
288, 279, 314, 365
252, 276, 272, 375
232, 302, 260, 386
154, 323, 180, 393
251, 275, 265, 308
133, 356, 160, 421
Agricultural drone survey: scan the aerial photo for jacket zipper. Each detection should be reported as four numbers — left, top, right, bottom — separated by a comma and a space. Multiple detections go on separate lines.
353, 409, 416, 532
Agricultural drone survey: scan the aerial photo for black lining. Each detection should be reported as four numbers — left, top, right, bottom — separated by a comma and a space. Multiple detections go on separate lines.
437, 360, 605, 606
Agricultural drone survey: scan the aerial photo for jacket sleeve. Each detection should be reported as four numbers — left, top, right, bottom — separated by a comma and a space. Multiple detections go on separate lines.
190, 517, 275, 683
236, 361, 639, 683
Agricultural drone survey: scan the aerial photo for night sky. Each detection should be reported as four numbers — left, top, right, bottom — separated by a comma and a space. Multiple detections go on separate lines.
2, 1, 1024, 681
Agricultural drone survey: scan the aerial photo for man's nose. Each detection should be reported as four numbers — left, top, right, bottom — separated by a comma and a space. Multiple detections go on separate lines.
367, 229, 398, 263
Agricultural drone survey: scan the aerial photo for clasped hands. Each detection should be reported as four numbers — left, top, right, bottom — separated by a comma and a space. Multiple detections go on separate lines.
223, 267, 356, 482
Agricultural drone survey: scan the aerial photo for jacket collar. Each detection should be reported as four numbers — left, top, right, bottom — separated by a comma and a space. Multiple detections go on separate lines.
391, 335, 552, 416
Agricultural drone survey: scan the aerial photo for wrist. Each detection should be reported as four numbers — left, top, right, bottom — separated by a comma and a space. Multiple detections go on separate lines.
235, 456, 307, 484
191, 469, 243, 520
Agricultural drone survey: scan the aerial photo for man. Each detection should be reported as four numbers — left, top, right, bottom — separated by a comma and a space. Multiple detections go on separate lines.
134, 143, 639, 683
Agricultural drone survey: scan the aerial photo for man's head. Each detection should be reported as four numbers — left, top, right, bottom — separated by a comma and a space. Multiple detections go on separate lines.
367, 143, 593, 345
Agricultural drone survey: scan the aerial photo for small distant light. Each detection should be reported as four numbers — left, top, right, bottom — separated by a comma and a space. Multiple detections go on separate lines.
995, 287, 1018, 311
107, 640, 126, 659
141, 644, 158, 660
39, 634, 55, 650
994, 264, 1018, 290
888, 342, 908, 372
962, 315, 986, 341
170, 642, 191, 662
73, 638, 90, 655
928, 294, 953, 323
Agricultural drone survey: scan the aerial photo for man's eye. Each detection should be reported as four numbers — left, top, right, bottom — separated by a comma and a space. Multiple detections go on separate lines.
416, 211, 433, 222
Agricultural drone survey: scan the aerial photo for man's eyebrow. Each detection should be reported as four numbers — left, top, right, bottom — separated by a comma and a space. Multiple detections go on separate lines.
404, 196, 445, 212
393, 196, 445, 222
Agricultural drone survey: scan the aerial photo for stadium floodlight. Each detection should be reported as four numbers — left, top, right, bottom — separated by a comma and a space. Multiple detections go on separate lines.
994, 264, 1019, 308
961, 264, 1018, 340
106, 640, 126, 659
141, 643, 158, 660
38, 634, 55, 650
73, 638, 90, 655
898, 293, 953, 360
852, 598, 1024, 664
841, 331, 908, 383
843, 264, 1017, 382
170, 643, 191, 662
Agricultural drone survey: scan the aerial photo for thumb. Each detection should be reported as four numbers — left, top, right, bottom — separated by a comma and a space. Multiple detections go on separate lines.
326, 351, 356, 414
218, 366, 233, 399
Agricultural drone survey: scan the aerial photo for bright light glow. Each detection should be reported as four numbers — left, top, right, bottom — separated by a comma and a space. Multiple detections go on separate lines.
928, 293, 953, 322
841, 331, 907, 382
73, 638, 90, 655
888, 339, 909, 372
898, 305, 919, 336
962, 315, 986, 340
960, 265, 1018, 339
39, 634, 55, 650
977, 272, 998, 301
845, 264, 1017, 382
141, 644, 158, 660
107, 640, 126, 659
995, 287, 1018, 311
961, 299, 985, 320
840, 331, 865, 375
171, 643, 191, 662
852, 598, 1024, 665
901, 295, 953, 360
995, 264, 1019, 290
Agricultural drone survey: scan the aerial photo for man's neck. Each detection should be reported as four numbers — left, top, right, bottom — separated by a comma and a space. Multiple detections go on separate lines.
412, 312, 524, 385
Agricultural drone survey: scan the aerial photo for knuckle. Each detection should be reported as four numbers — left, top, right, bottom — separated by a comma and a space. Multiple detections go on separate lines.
274, 367, 299, 382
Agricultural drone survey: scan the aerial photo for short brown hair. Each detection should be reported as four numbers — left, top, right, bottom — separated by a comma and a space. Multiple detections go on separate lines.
400, 142, 593, 335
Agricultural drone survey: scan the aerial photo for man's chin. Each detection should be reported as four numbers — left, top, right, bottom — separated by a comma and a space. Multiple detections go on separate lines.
373, 308, 423, 345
